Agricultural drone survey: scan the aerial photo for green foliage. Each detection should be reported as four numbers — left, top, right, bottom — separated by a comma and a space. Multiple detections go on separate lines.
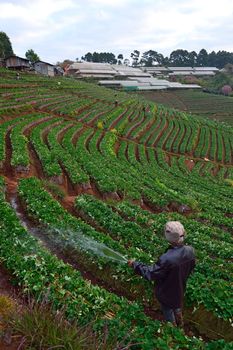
206, 72, 233, 92
0, 31, 14, 58
25, 49, 40, 63
81, 52, 117, 64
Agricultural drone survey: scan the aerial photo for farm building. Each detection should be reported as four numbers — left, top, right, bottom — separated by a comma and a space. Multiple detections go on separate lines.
66, 62, 151, 79
169, 67, 218, 76
144, 66, 219, 77
4, 55, 30, 70
34, 61, 55, 76
99, 77, 201, 90
66, 62, 116, 79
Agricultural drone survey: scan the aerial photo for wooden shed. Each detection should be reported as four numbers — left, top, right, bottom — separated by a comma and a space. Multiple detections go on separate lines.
34, 60, 55, 76
5, 55, 30, 70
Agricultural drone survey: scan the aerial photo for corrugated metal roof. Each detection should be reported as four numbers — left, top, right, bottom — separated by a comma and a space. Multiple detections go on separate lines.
168, 67, 193, 70
5, 55, 29, 62
169, 72, 193, 75
194, 67, 218, 71
99, 80, 135, 85
99, 77, 201, 90
79, 74, 114, 78
34, 60, 54, 66
76, 69, 116, 74
192, 71, 215, 75
167, 84, 201, 89
70, 62, 112, 70
138, 86, 167, 90
145, 67, 169, 71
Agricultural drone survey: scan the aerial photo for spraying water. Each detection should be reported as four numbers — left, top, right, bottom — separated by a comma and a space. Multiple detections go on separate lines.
9, 196, 128, 264
53, 228, 128, 264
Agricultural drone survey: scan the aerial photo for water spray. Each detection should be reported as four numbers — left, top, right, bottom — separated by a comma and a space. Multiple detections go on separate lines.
53, 228, 128, 264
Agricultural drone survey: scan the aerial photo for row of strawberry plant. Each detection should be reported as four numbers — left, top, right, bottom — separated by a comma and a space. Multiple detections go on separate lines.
0, 114, 36, 167
163, 118, 180, 153
139, 114, 160, 144
128, 112, 155, 140
46, 122, 90, 185
30, 117, 63, 178
10, 114, 51, 169
149, 115, 167, 147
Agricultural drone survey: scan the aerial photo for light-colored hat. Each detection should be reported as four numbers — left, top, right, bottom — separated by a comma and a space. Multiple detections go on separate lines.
164, 221, 185, 244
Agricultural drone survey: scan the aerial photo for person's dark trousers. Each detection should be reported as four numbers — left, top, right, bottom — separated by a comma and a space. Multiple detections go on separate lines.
160, 303, 184, 327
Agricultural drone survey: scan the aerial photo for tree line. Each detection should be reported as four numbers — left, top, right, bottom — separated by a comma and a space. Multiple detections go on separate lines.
81, 49, 233, 69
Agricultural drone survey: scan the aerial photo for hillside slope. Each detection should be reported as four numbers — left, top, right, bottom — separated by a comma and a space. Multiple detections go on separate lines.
0, 68, 232, 349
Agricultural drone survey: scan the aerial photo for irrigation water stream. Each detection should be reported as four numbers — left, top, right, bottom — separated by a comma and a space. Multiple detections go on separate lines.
53, 227, 128, 264
10, 195, 128, 265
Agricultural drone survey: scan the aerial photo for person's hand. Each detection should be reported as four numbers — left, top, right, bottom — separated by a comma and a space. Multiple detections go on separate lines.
128, 259, 135, 267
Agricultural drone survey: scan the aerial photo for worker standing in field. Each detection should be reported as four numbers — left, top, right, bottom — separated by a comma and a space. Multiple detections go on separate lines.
128, 221, 195, 327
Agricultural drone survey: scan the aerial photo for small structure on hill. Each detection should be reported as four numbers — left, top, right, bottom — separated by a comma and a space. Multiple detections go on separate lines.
34, 60, 55, 76
4, 55, 30, 70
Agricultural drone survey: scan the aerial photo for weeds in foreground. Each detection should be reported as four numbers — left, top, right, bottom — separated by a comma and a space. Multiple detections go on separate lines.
5, 298, 136, 350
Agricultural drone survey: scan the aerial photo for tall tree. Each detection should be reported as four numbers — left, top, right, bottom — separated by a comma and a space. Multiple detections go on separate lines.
117, 54, 123, 65
81, 52, 117, 64
123, 58, 130, 66
25, 49, 40, 63
141, 50, 164, 66
169, 49, 190, 66
208, 51, 217, 66
215, 50, 233, 68
130, 50, 140, 66
81, 52, 93, 62
187, 51, 197, 67
0, 31, 14, 58
196, 49, 208, 66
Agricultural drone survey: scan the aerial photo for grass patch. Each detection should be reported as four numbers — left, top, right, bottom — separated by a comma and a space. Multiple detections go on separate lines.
8, 299, 133, 349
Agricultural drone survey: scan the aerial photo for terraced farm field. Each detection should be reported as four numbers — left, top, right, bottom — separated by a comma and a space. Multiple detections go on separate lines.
141, 90, 233, 125
0, 68, 233, 349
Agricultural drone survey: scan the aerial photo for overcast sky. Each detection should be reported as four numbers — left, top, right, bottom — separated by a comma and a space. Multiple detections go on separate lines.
1, 0, 233, 64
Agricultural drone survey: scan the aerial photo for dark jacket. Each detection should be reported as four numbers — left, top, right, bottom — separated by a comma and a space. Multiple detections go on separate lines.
133, 244, 195, 309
